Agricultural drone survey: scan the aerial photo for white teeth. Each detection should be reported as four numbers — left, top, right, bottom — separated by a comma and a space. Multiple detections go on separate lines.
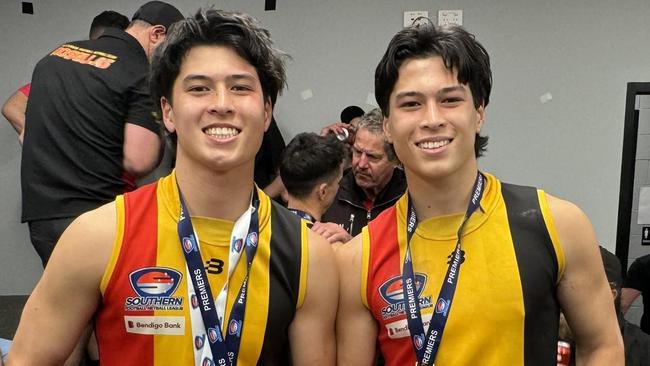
419, 140, 450, 149
204, 127, 239, 138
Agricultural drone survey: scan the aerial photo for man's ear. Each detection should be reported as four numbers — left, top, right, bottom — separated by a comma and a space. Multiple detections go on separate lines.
161, 96, 175, 133
150, 25, 166, 43
476, 104, 486, 134
263, 97, 273, 132
317, 182, 328, 201
383, 115, 393, 143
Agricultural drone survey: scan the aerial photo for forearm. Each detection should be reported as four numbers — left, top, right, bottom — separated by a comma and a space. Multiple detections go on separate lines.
2, 105, 25, 134
2, 91, 27, 135
262, 175, 284, 198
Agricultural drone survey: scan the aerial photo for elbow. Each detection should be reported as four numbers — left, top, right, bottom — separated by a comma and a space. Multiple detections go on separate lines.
123, 156, 159, 178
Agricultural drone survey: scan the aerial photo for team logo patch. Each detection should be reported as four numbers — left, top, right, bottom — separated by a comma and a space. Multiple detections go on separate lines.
202, 357, 215, 366
232, 238, 243, 253
379, 273, 432, 320
228, 319, 242, 337
195, 335, 205, 350
435, 298, 450, 316
207, 327, 222, 343
182, 236, 195, 253
246, 232, 258, 247
125, 267, 184, 311
413, 334, 425, 350
191, 294, 199, 309
129, 267, 182, 298
379, 273, 427, 304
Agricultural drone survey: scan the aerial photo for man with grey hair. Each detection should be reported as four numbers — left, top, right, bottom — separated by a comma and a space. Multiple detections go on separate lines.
321, 108, 406, 237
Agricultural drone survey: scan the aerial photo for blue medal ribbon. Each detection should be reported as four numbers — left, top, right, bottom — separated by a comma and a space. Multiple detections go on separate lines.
403, 172, 484, 365
288, 209, 315, 223
178, 188, 260, 366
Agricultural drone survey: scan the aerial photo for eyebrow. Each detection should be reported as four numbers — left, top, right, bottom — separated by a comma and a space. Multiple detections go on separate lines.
394, 85, 467, 100
181, 73, 258, 83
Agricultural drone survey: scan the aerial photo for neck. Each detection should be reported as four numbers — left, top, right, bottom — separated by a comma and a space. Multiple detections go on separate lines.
406, 162, 480, 221
126, 26, 151, 60
287, 196, 322, 221
174, 156, 255, 221
360, 168, 394, 202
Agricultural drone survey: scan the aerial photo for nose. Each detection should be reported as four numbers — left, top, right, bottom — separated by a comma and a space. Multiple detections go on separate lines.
208, 86, 234, 115
422, 102, 445, 129
357, 153, 370, 169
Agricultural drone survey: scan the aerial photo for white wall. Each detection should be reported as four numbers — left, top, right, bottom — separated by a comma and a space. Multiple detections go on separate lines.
1, 0, 649, 294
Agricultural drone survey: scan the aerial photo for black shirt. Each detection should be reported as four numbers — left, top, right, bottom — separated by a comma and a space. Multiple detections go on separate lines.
254, 117, 285, 189
321, 167, 406, 236
625, 254, 650, 334
21, 29, 160, 221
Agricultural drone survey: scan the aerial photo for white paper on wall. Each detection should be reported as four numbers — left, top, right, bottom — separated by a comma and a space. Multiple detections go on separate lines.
637, 186, 650, 224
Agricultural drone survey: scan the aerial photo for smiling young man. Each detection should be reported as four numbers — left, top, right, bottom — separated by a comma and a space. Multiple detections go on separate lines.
8, 9, 337, 366
336, 22, 623, 365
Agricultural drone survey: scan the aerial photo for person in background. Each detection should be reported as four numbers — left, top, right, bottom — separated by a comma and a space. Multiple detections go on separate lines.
558, 247, 650, 365
20, 1, 183, 267
321, 108, 406, 237
1, 10, 130, 145
280, 132, 349, 243
622, 253, 650, 335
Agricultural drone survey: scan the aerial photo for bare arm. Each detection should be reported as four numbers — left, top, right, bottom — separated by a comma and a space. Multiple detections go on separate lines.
1, 91, 27, 144
289, 230, 339, 365
123, 123, 162, 178
262, 175, 285, 200
550, 195, 624, 365
7, 203, 116, 365
620, 288, 642, 314
336, 235, 377, 366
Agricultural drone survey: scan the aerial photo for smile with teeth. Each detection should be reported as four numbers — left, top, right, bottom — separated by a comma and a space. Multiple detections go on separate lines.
418, 139, 450, 149
203, 126, 240, 139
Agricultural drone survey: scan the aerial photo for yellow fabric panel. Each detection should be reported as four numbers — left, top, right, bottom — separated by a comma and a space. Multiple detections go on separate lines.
297, 220, 309, 309
154, 176, 194, 365
360, 227, 371, 308
392, 174, 525, 365
232, 187, 271, 365
537, 189, 566, 283
150, 173, 272, 365
100, 195, 125, 295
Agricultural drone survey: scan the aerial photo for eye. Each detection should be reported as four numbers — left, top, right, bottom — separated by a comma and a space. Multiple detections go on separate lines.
441, 96, 464, 105
187, 85, 209, 93
399, 100, 420, 109
232, 84, 253, 92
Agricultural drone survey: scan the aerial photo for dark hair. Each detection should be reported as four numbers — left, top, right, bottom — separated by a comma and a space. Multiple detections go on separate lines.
89, 10, 129, 39
375, 20, 491, 157
280, 133, 345, 199
150, 8, 287, 112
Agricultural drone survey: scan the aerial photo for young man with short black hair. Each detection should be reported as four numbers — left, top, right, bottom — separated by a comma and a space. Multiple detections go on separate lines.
336, 21, 623, 365
9, 9, 337, 366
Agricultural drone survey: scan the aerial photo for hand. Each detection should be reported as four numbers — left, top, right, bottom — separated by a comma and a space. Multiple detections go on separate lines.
319, 122, 353, 137
18, 130, 24, 145
311, 221, 352, 244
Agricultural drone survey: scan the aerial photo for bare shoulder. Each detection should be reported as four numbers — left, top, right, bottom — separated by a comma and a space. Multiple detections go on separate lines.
545, 194, 588, 223
307, 228, 337, 265
335, 234, 363, 268
544, 194, 595, 255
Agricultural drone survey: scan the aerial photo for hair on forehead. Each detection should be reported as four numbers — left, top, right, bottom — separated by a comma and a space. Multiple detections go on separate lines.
150, 8, 288, 111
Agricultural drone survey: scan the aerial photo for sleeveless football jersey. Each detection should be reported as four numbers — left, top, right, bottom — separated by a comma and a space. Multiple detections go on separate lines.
362, 173, 565, 365
95, 172, 308, 365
